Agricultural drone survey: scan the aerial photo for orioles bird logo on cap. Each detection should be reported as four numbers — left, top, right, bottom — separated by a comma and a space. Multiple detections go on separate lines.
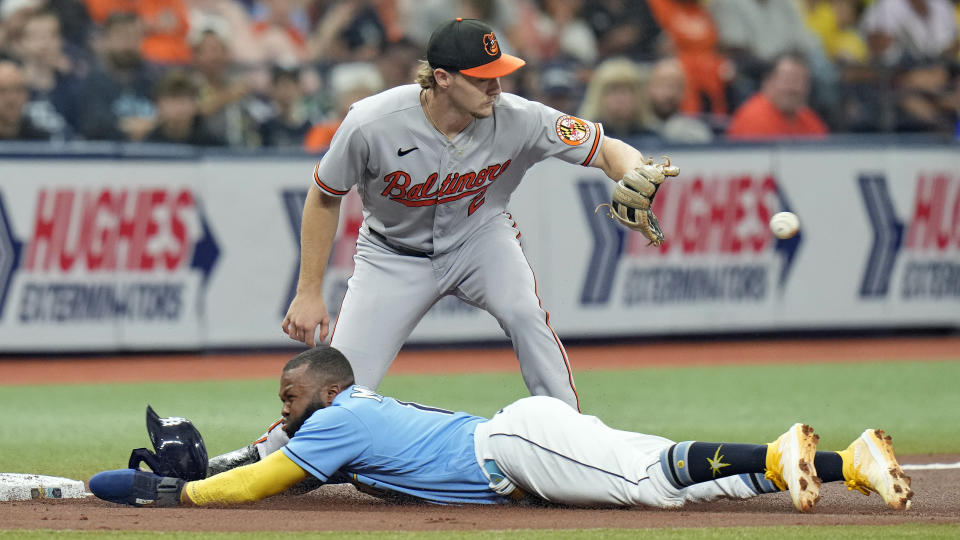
483, 32, 499, 56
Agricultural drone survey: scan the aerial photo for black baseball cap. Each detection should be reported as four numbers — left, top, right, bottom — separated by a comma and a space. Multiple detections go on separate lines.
427, 18, 525, 78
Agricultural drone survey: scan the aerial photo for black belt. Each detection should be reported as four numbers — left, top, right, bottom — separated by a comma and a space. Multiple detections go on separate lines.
368, 229, 432, 258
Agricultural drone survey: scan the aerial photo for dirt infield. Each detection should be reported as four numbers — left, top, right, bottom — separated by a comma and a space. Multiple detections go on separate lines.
2, 336, 959, 532
2, 466, 958, 532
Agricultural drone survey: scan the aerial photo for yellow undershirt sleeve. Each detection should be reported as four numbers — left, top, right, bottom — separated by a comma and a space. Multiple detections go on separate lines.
181, 450, 309, 506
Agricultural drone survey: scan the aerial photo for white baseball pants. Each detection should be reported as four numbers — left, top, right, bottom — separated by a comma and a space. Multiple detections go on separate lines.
474, 396, 760, 507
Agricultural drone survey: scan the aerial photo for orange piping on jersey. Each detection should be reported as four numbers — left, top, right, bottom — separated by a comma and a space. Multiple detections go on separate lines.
253, 419, 284, 445
580, 122, 602, 167
314, 163, 350, 196
524, 242, 580, 412
508, 214, 521, 239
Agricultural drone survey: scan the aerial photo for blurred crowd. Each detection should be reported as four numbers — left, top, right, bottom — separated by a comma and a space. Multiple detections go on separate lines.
0, 0, 958, 149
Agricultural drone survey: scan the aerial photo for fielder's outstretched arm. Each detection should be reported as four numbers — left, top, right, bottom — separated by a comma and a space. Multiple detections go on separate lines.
282, 185, 342, 346
590, 136, 649, 182
182, 450, 309, 506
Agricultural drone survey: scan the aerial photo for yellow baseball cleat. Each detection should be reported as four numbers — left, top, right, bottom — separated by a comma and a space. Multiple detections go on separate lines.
765, 423, 822, 512
840, 429, 914, 510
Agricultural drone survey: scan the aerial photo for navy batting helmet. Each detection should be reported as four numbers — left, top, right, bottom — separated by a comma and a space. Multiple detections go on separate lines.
128, 405, 209, 481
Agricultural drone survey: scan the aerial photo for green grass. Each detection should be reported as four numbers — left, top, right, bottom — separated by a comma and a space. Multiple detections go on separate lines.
2, 524, 959, 539
566, 360, 960, 453
389, 360, 960, 453
1, 360, 958, 537
1, 360, 957, 480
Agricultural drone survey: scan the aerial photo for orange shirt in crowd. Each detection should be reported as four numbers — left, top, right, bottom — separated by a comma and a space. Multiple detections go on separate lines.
647, 0, 728, 115
85, 0, 192, 64
139, 0, 191, 64
726, 94, 829, 139
303, 121, 340, 153
84, 0, 136, 22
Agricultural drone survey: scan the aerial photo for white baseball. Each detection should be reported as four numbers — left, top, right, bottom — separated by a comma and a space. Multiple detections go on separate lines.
769, 211, 800, 239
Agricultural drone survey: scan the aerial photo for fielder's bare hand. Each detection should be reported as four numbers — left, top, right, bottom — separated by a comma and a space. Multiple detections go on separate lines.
282, 294, 330, 347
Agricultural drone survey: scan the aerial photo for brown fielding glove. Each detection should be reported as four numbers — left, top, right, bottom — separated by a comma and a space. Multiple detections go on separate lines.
597, 157, 680, 246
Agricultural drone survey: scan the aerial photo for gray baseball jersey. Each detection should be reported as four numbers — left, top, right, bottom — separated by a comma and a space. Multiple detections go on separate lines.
314, 84, 603, 254
311, 84, 605, 410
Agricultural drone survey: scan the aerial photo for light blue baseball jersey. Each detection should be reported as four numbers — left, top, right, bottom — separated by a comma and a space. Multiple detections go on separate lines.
282, 385, 502, 504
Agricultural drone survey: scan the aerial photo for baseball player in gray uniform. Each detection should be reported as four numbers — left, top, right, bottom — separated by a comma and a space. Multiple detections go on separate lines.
282, 18, 670, 412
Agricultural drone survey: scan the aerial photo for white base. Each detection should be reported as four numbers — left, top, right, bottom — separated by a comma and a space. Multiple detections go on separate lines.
0, 473, 87, 501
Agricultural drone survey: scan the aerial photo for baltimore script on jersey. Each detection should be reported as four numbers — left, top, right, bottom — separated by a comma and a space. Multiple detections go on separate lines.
379, 160, 512, 215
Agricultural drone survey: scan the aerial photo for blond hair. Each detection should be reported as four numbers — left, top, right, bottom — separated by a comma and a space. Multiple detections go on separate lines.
577, 57, 651, 129
415, 60, 438, 89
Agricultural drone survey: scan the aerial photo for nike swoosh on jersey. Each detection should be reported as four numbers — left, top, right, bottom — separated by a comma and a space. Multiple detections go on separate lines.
397, 147, 419, 156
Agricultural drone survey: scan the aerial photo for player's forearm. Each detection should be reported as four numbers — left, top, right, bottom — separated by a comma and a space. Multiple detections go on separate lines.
181, 450, 308, 506
592, 136, 648, 181
297, 186, 342, 295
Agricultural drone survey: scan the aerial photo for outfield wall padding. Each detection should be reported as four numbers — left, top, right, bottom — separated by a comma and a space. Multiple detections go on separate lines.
0, 142, 957, 352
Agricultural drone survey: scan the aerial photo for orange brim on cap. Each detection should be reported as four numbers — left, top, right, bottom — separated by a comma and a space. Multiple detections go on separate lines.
460, 53, 526, 78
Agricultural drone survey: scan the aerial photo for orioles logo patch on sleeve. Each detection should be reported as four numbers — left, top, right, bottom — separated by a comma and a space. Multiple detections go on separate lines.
555, 115, 590, 146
